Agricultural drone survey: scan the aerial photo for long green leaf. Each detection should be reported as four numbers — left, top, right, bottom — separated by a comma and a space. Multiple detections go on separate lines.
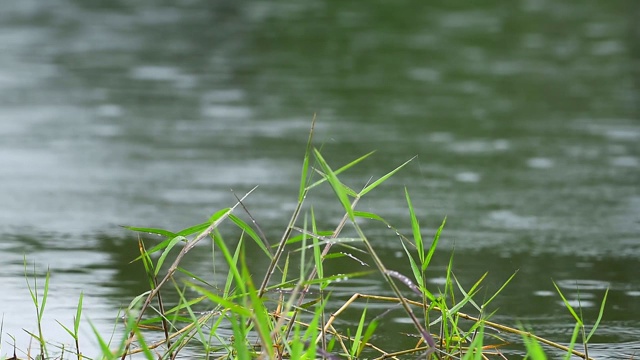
89, 320, 115, 360
176, 267, 214, 287
74, 291, 83, 335
399, 239, 424, 293
521, 330, 547, 360
299, 115, 316, 201
122, 226, 177, 238
40, 268, 50, 322
208, 207, 232, 222
307, 151, 375, 191
244, 260, 274, 359
223, 233, 244, 298
462, 326, 484, 360
55, 321, 76, 339
216, 232, 245, 293
360, 156, 416, 196
453, 272, 485, 313
564, 323, 581, 360
177, 222, 211, 236
313, 148, 354, 220
134, 328, 156, 360
553, 281, 582, 325
350, 307, 368, 357
405, 188, 424, 263
586, 288, 609, 341
188, 283, 252, 317
423, 217, 446, 272
483, 270, 518, 307
358, 318, 379, 356
354, 210, 387, 222
229, 214, 271, 258
311, 210, 324, 283
228, 312, 249, 360
155, 236, 186, 276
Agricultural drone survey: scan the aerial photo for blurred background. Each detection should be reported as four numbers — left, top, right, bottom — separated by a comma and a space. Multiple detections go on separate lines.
0, 0, 639, 358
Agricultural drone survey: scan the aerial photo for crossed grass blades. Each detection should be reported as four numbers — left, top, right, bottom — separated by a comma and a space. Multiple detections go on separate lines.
8, 118, 608, 360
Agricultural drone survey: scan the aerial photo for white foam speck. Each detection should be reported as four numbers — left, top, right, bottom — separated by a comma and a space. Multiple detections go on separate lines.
557, 299, 594, 308
605, 129, 640, 141
527, 157, 554, 169
129, 65, 195, 88
485, 210, 537, 230
610, 156, 638, 167
428, 132, 454, 142
130, 65, 181, 80
429, 277, 447, 285
201, 105, 252, 119
96, 104, 123, 117
455, 171, 481, 183
407, 67, 441, 82
493, 139, 510, 150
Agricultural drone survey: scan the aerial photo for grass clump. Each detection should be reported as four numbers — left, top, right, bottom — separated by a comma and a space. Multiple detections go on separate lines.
4, 118, 609, 360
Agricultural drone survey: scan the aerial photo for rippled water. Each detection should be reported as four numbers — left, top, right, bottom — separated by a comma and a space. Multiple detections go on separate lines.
1, 1, 639, 357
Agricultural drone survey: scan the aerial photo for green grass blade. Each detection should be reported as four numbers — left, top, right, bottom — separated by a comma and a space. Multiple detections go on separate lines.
189, 283, 252, 317
229, 213, 272, 259
462, 326, 484, 360
449, 280, 481, 315
307, 151, 375, 191
133, 327, 156, 360
39, 268, 50, 322
564, 323, 581, 360
176, 221, 211, 236
520, 327, 547, 360
298, 114, 316, 201
553, 281, 582, 325
137, 238, 156, 289
304, 271, 375, 287
223, 234, 244, 298
229, 313, 250, 360
244, 261, 275, 359
483, 270, 518, 308
453, 272, 486, 313
423, 216, 446, 272
354, 210, 387, 222
399, 240, 424, 292
358, 318, 379, 356
122, 226, 178, 238
24, 259, 38, 306
55, 321, 76, 339
89, 320, 115, 360
208, 207, 232, 222
311, 211, 324, 284
405, 187, 424, 263
130, 235, 175, 262
214, 232, 245, 293
313, 148, 354, 220
350, 306, 368, 357
176, 267, 214, 287
74, 291, 83, 335
360, 156, 415, 196
586, 288, 609, 341
155, 235, 186, 276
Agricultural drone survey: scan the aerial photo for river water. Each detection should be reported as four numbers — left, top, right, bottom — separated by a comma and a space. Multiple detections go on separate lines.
1, 1, 639, 358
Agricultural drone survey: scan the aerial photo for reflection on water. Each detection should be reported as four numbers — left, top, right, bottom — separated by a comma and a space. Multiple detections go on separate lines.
1, 0, 639, 356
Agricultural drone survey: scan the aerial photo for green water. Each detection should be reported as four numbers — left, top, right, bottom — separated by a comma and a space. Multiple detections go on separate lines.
0, 1, 638, 357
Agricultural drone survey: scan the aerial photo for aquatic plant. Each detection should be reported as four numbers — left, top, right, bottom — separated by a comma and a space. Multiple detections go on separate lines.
4, 118, 609, 360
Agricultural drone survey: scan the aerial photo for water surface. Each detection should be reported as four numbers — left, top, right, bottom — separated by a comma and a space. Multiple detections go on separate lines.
1, 1, 639, 358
